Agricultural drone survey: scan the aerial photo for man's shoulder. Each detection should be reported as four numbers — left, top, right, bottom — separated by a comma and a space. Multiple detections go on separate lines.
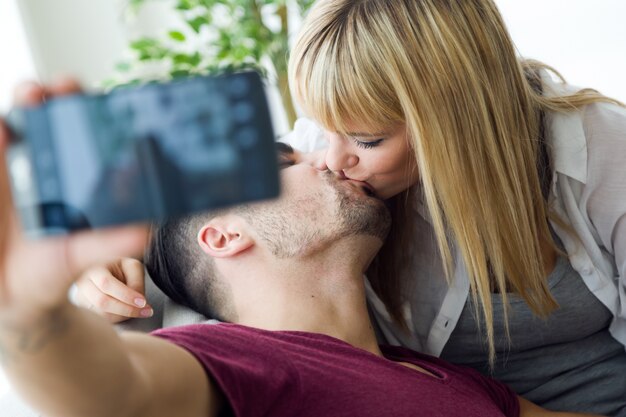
151, 326, 307, 416
152, 322, 256, 344
151, 323, 306, 360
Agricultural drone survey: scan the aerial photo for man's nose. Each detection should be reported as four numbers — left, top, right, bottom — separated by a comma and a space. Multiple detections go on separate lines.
300, 149, 328, 171
325, 136, 358, 173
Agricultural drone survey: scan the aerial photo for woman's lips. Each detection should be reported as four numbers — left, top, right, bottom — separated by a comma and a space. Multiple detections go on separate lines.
346, 178, 376, 198
337, 171, 377, 198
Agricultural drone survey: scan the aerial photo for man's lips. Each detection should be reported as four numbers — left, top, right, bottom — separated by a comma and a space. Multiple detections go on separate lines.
334, 170, 377, 197
336, 171, 375, 196
345, 178, 376, 198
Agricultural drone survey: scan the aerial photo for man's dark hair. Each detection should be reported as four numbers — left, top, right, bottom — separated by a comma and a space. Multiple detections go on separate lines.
144, 213, 232, 321
145, 145, 292, 320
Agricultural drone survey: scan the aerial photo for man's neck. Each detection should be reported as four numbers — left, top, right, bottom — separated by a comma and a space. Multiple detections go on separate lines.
231, 237, 383, 356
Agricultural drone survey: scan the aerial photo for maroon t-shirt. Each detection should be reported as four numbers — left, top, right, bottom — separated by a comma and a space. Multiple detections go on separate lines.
153, 323, 519, 417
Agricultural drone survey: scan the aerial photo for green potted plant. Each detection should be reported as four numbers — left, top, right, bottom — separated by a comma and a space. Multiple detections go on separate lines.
110, 0, 316, 128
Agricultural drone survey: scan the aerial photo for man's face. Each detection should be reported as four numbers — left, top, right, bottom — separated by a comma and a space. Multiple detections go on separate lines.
241, 144, 391, 258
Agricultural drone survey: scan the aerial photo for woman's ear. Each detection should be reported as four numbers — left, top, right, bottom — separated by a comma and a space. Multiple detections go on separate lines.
197, 216, 254, 258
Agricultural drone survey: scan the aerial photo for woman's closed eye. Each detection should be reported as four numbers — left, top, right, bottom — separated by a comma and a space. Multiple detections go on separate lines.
352, 137, 385, 149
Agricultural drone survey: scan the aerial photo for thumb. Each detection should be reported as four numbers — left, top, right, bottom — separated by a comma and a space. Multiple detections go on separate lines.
120, 258, 146, 296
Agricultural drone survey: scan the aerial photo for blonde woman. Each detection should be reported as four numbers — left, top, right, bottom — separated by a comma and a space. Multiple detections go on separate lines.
77, 0, 626, 414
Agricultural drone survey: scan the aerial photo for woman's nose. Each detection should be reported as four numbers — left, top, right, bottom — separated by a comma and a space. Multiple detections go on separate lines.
325, 137, 358, 172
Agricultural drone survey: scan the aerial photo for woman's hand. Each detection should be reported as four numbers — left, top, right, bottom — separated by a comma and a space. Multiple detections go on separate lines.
518, 396, 604, 417
75, 258, 153, 323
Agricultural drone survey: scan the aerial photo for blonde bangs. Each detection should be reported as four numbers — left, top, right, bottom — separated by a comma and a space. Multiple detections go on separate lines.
289, 1, 403, 135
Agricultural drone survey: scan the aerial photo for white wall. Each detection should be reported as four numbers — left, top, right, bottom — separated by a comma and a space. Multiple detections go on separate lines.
497, 0, 626, 102
0, 0, 37, 111
16, 0, 128, 87
4, 1, 623, 113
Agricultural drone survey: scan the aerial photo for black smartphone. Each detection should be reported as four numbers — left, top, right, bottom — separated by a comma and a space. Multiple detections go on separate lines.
5, 71, 280, 237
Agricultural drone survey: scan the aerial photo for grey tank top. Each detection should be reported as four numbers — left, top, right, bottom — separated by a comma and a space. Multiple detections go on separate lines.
440, 254, 626, 416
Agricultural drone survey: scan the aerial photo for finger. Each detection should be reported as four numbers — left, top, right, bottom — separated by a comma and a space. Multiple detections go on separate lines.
0, 120, 20, 257
12, 77, 82, 107
63, 224, 149, 279
74, 268, 119, 307
120, 258, 146, 301
0, 121, 12, 203
0, 119, 9, 150
0, 122, 18, 220
78, 278, 153, 319
13, 81, 46, 107
90, 263, 148, 308
45, 76, 82, 97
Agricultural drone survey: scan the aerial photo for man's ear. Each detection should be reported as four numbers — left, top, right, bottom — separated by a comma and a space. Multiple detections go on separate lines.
197, 215, 254, 258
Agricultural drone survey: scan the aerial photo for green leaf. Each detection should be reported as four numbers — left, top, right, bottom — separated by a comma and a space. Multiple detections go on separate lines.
172, 52, 202, 66
124, 79, 144, 87
130, 37, 169, 61
115, 61, 132, 72
175, 0, 193, 11
189, 52, 202, 66
198, 0, 218, 8
138, 52, 152, 61
172, 54, 189, 65
130, 38, 155, 51
127, 0, 148, 14
187, 15, 210, 33
130, 38, 162, 55
168, 31, 186, 42
170, 69, 192, 79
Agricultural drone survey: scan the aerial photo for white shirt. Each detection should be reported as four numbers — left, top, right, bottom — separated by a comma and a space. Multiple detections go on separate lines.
282, 74, 626, 356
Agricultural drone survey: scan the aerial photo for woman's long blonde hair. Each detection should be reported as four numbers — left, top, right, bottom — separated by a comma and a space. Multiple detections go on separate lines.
289, 0, 623, 363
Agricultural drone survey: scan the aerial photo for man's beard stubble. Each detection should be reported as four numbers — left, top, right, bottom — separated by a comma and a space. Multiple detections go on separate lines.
325, 171, 392, 242
242, 171, 392, 258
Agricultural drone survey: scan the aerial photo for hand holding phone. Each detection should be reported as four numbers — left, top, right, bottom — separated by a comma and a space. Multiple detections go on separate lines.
5, 72, 279, 237
0, 79, 149, 327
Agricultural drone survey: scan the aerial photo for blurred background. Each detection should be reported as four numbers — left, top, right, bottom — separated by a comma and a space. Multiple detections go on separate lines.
1, 0, 625, 136
0, 0, 625, 400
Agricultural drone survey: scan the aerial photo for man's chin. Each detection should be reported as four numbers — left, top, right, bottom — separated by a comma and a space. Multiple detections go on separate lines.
336, 191, 391, 242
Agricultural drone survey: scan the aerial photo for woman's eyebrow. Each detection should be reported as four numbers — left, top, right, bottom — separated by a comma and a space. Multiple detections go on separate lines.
346, 131, 386, 138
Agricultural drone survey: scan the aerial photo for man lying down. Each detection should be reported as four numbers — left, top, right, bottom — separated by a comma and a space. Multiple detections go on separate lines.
0, 143, 603, 417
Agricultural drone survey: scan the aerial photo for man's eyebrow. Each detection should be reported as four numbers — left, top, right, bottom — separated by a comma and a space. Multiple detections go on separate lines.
276, 142, 296, 169
276, 142, 295, 155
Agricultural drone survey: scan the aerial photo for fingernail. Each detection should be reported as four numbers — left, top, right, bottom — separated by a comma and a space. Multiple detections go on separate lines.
140, 308, 153, 318
134, 298, 146, 308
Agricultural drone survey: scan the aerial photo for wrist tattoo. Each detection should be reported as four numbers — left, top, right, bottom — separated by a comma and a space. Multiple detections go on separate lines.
0, 310, 70, 366
0, 340, 12, 366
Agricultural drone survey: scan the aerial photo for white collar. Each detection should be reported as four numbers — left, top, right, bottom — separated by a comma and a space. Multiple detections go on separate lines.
541, 71, 588, 184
